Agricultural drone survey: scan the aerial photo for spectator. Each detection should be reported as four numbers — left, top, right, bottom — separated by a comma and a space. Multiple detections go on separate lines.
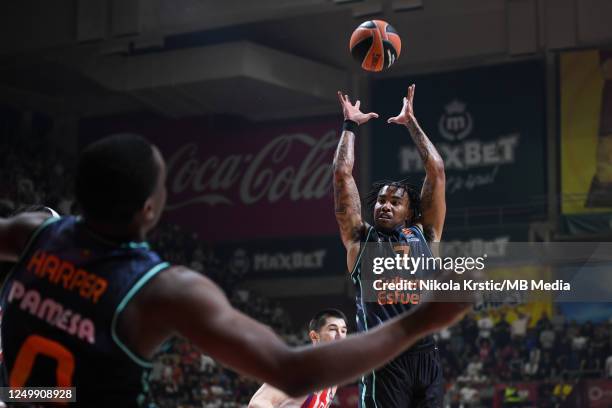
572, 333, 588, 351
581, 348, 602, 377
552, 373, 573, 404
606, 353, 612, 378
511, 311, 529, 338
478, 338, 493, 362
493, 312, 511, 348
461, 356, 485, 383
551, 312, 565, 332
458, 381, 480, 406
539, 324, 556, 351
478, 313, 494, 339
462, 315, 479, 345
523, 348, 540, 378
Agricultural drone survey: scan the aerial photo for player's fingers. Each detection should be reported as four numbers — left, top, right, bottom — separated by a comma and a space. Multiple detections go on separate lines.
368, 112, 379, 119
344, 94, 352, 105
337, 91, 345, 105
355, 100, 361, 109
387, 116, 399, 123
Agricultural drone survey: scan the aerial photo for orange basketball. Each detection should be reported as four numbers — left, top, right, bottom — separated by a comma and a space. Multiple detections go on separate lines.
349, 20, 401, 72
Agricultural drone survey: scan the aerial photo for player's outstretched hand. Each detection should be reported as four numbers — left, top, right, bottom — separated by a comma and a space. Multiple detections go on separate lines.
337, 91, 379, 126
387, 84, 416, 126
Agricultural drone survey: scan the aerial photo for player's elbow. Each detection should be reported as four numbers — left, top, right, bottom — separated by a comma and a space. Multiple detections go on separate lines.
426, 158, 445, 177
332, 163, 352, 179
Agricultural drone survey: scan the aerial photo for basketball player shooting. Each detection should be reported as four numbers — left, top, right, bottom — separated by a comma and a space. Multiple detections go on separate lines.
0, 134, 464, 407
334, 84, 447, 407
248, 309, 348, 408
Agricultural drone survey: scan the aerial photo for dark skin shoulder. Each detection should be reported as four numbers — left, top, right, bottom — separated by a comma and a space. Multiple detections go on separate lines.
0, 212, 51, 263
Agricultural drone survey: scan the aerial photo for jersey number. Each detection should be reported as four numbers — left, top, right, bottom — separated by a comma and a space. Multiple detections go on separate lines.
9, 335, 75, 387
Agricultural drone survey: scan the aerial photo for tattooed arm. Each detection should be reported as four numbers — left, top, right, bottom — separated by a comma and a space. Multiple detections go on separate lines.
388, 84, 446, 241
334, 91, 378, 270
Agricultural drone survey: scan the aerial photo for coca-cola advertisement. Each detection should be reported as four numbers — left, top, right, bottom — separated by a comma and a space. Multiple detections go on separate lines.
80, 115, 343, 241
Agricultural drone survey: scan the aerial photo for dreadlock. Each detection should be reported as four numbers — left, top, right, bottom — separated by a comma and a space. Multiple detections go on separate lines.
364, 178, 422, 227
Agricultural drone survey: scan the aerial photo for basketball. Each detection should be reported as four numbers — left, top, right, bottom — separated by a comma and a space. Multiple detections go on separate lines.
349, 20, 401, 72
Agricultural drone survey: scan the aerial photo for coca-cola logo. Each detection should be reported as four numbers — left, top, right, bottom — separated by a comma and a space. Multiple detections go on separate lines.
165, 131, 338, 210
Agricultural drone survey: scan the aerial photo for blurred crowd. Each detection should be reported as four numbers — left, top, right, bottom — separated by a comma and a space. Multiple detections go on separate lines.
439, 309, 611, 407
0, 131, 75, 217
144, 338, 258, 408
1, 132, 611, 408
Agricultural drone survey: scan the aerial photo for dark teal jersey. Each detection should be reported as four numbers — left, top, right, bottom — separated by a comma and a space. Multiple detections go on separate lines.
351, 224, 435, 350
0, 216, 169, 407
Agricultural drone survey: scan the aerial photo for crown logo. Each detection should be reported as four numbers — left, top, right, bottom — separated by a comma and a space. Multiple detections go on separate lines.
438, 99, 473, 142
445, 100, 466, 114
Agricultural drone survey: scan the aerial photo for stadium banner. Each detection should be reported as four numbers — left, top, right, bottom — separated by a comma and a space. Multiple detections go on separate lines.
371, 60, 546, 218
560, 48, 612, 234
582, 379, 612, 408
80, 116, 342, 241
442, 225, 529, 243
211, 235, 346, 279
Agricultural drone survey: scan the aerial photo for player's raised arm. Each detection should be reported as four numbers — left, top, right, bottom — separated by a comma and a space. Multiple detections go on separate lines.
333, 92, 378, 265
140, 266, 469, 398
388, 84, 446, 241
0, 213, 50, 262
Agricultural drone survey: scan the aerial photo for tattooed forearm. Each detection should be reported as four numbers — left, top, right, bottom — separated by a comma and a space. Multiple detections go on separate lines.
334, 178, 363, 242
333, 130, 364, 243
406, 120, 429, 164
333, 130, 355, 173
333, 130, 359, 214
334, 177, 346, 214
405, 118, 442, 172
420, 178, 434, 211
334, 177, 362, 215
407, 116, 445, 240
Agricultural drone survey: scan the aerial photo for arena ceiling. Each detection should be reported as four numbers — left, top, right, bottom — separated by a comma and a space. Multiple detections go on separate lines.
0, 0, 610, 120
